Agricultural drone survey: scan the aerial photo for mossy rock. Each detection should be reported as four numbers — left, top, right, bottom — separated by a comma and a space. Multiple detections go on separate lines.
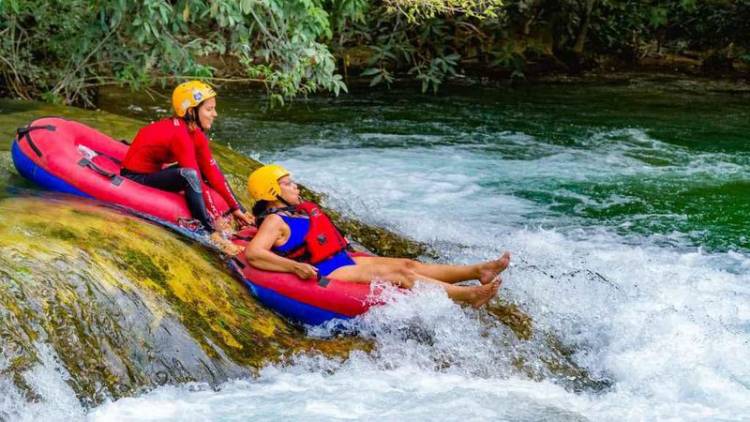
0, 197, 369, 407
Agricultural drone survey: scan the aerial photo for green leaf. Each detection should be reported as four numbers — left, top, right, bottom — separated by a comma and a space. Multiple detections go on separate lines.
360, 67, 381, 76
370, 73, 383, 87
649, 6, 668, 27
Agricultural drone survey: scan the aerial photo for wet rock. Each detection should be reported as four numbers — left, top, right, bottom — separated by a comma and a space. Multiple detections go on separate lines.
0, 198, 367, 407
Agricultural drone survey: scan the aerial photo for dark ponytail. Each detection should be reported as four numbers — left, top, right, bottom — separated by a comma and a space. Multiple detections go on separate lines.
183, 107, 201, 131
252, 200, 269, 225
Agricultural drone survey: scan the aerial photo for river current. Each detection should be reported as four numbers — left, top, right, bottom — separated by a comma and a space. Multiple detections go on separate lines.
10, 82, 750, 420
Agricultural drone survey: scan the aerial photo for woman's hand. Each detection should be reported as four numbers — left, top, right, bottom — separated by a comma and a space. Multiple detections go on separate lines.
292, 262, 318, 280
232, 209, 255, 227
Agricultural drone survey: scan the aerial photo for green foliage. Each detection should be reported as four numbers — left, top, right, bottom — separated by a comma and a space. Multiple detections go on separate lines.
235, 0, 346, 106
384, 0, 503, 22
409, 53, 460, 93
3, 0, 750, 105
0, 0, 347, 106
324, 0, 370, 31
339, 3, 510, 92
584, 0, 750, 59
338, 0, 750, 92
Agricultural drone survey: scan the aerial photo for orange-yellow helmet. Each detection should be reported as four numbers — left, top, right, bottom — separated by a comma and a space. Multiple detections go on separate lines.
172, 80, 216, 117
247, 164, 291, 201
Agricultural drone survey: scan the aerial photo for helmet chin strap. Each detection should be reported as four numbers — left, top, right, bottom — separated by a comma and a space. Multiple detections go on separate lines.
257, 197, 296, 220
277, 195, 294, 208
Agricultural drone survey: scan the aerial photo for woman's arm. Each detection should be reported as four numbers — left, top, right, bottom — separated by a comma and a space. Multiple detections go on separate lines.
245, 215, 317, 279
172, 125, 220, 216
194, 131, 241, 211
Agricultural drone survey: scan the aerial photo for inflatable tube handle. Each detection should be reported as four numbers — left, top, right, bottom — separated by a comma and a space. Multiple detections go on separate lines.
16, 124, 55, 157
77, 158, 124, 186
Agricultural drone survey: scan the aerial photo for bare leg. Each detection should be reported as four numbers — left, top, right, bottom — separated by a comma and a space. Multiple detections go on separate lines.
349, 252, 511, 284
328, 260, 501, 308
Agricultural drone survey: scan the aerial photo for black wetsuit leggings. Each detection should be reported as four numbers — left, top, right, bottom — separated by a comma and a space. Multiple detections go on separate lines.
121, 167, 214, 231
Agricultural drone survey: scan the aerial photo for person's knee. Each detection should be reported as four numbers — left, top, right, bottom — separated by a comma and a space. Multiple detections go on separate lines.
179, 168, 202, 193
180, 168, 198, 180
396, 267, 417, 280
394, 267, 417, 289
401, 259, 418, 271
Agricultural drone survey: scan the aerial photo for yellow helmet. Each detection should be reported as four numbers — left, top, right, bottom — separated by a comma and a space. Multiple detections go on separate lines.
172, 80, 217, 117
247, 164, 291, 201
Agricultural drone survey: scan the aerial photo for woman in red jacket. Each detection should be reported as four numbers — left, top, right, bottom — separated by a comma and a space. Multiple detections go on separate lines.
120, 81, 253, 254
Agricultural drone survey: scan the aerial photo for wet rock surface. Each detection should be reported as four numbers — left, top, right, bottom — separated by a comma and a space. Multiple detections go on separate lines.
0, 197, 367, 407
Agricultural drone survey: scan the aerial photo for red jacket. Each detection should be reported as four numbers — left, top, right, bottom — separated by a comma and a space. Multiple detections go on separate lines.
122, 118, 240, 214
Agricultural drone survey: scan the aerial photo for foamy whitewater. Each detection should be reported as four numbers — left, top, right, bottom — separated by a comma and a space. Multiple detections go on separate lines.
8, 103, 750, 420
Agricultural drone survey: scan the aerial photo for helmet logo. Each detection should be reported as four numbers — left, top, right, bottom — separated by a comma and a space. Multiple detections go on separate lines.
317, 234, 327, 245
193, 90, 203, 102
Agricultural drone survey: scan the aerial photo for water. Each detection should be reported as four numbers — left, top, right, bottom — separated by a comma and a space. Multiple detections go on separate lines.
14, 82, 750, 420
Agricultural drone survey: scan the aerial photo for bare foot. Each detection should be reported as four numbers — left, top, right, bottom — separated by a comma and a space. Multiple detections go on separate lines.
479, 251, 511, 285
466, 278, 501, 308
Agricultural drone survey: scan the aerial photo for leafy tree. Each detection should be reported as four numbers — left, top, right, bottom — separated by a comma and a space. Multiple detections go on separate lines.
0, 0, 346, 106
2, 0, 750, 105
384, 0, 503, 21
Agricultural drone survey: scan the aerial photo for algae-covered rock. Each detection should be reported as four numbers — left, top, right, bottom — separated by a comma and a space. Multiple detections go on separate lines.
0, 197, 368, 407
